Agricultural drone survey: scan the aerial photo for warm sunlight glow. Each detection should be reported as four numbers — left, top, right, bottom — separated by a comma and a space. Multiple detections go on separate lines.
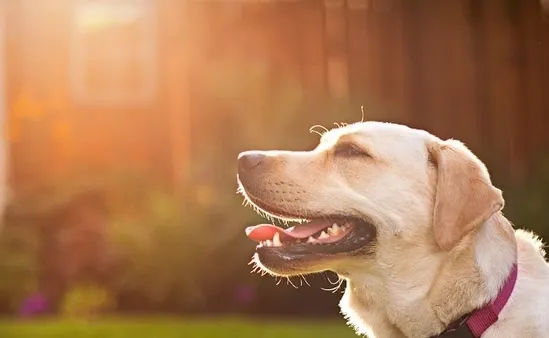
0, 1, 548, 336
74, 1, 145, 32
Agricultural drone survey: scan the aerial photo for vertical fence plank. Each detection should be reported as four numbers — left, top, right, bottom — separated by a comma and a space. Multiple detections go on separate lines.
519, 0, 543, 172
482, 0, 519, 177
400, 0, 426, 128
160, 0, 191, 190
467, 0, 494, 158
409, 0, 480, 148
347, 0, 368, 109
384, 1, 409, 124
300, 0, 327, 102
526, 0, 549, 165
372, 0, 395, 116
325, 0, 350, 103
410, 0, 453, 137
358, 0, 410, 124
445, 0, 482, 149
362, 0, 385, 116
539, 4, 549, 154
506, 0, 529, 181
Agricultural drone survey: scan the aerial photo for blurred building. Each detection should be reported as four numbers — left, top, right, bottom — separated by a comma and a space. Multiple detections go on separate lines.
4, 0, 180, 195
1, 0, 547, 199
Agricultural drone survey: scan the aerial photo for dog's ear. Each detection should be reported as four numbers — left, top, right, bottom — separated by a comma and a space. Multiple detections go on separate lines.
428, 139, 504, 251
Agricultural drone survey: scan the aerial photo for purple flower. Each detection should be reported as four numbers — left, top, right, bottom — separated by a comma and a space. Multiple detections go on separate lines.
234, 285, 255, 304
19, 293, 49, 318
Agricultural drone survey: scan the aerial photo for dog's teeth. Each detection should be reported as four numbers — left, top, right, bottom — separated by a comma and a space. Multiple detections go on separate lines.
328, 223, 340, 235
265, 240, 273, 246
272, 232, 282, 247
318, 231, 329, 239
307, 236, 316, 244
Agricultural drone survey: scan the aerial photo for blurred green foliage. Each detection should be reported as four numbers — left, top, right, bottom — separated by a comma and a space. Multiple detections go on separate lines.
0, 217, 38, 313
60, 283, 116, 318
106, 181, 243, 310
1, 153, 547, 317
0, 160, 261, 314
500, 158, 549, 241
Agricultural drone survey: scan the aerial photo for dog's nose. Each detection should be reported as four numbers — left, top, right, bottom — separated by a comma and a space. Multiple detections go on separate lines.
238, 151, 265, 173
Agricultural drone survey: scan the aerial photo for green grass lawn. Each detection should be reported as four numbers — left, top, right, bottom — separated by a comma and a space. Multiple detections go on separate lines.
0, 317, 359, 338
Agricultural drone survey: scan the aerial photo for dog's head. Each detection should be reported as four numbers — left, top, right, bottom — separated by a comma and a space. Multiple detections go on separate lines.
237, 122, 504, 277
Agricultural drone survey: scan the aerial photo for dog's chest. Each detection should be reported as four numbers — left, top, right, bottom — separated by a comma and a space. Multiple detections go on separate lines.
340, 281, 445, 338
340, 283, 407, 338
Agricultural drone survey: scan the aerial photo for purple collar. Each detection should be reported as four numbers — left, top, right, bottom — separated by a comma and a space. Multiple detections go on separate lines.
436, 263, 518, 337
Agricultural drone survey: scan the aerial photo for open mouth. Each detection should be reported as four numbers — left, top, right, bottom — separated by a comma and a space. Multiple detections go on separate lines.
245, 217, 376, 258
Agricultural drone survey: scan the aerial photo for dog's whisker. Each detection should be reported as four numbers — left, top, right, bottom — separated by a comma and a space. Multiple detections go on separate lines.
301, 275, 311, 287
309, 124, 329, 137
326, 273, 338, 285
321, 275, 345, 293
286, 277, 299, 289
310, 129, 323, 137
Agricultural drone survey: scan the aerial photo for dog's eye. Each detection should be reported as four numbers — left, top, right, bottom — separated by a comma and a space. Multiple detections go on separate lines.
333, 143, 369, 158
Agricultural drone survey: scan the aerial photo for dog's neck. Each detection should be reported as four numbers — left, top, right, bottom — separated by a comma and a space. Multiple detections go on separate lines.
339, 212, 517, 338
470, 213, 517, 307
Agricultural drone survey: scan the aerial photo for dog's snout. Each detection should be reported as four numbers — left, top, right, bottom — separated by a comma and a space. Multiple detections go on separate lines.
238, 151, 266, 173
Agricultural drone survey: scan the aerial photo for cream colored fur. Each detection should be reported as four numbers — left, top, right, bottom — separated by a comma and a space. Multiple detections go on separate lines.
242, 122, 549, 337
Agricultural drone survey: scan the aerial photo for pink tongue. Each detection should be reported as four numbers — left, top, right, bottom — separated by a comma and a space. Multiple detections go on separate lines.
245, 220, 332, 242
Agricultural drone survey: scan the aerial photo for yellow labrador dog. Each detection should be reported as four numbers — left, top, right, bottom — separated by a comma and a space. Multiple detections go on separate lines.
237, 122, 549, 338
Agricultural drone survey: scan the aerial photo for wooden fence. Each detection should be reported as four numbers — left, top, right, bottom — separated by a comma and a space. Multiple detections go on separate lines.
186, 0, 549, 181
4, 0, 549, 194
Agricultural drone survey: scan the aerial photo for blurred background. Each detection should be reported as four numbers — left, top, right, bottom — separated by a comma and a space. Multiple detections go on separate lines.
0, 0, 547, 337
